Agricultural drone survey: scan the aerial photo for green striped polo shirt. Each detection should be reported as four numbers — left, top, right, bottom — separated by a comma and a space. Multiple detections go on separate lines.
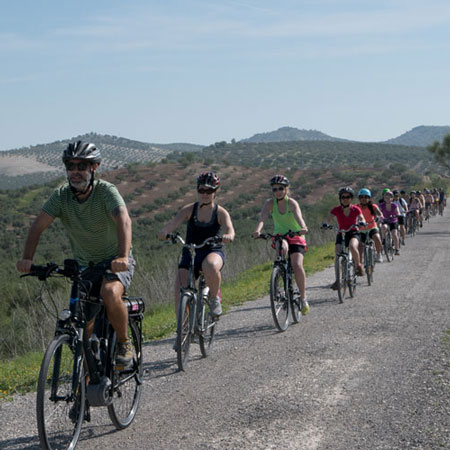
42, 180, 126, 265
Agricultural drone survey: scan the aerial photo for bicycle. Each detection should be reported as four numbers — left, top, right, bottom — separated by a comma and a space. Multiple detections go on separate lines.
324, 224, 362, 303
360, 220, 376, 286
406, 210, 418, 237
22, 259, 145, 450
256, 231, 306, 332
168, 233, 220, 371
381, 218, 395, 262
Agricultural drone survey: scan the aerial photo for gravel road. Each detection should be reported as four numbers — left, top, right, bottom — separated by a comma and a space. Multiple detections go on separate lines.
1, 213, 449, 450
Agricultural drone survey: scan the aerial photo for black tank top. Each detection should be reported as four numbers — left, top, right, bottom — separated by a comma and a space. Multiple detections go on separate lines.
185, 202, 222, 250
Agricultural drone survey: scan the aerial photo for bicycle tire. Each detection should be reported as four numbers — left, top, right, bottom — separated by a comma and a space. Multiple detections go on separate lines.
108, 319, 143, 429
335, 255, 347, 303
365, 246, 373, 286
383, 234, 392, 262
269, 265, 289, 331
37, 333, 85, 450
199, 296, 217, 357
176, 293, 193, 370
348, 259, 356, 298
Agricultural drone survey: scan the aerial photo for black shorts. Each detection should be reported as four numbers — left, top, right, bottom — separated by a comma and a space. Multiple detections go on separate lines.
288, 244, 306, 256
336, 230, 360, 248
80, 257, 136, 321
385, 222, 399, 231
398, 216, 405, 226
360, 228, 379, 244
179, 247, 225, 279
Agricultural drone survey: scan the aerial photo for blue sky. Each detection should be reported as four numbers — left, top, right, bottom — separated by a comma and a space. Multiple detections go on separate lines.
1, 0, 449, 150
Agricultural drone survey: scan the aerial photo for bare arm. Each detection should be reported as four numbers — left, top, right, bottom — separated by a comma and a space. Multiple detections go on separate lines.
110, 205, 132, 272
16, 210, 54, 272
288, 198, 308, 233
218, 206, 235, 243
157, 203, 194, 240
253, 199, 273, 238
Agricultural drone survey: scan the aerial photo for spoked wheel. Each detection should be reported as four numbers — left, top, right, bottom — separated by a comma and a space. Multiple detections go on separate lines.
269, 265, 289, 331
108, 320, 143, 429
290, 287, 301, 324
365, 247, 374, 286
335, 255, 347, 303
36, 334, 85, 450
199, 297, 217, 357
176, 293, 193, 371
383, 235, 392, 262
348, 260, 357, 298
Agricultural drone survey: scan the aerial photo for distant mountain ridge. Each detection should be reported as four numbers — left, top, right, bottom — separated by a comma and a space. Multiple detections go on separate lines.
382, 125, 450, 147
242, 125, 450, 147
241, 126, 347, 143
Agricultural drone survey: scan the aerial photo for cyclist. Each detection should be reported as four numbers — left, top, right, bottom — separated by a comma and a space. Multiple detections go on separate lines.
16, 141, 135, 366
253, 175, 310, 315
393, 189, 408, 245
416, 190, 425, 227
356, 188, 383, 263
379, 189, 401, 255
323, 187, 366, 289
158, 172, 234, 318
439, 188, 446, 214
424, 189, 433, 219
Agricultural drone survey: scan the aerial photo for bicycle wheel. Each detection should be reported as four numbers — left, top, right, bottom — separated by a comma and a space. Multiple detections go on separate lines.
383, 233, 392, 262
108, 320, 143, 429
269, 265, 289, 331
199, 296, 217, 357
364, 246, 373, 286
335, 255, 347, 303
37, 333, 85, 450
176, 293, 193, 370
348, 259, 356, 298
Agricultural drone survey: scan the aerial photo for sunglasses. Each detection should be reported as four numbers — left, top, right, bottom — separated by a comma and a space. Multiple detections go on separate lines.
65, 161, 90, 171
359, 196, 370, 199
197, 188, 215, 195
272, 187, 285, 192
340, 195, 352, 200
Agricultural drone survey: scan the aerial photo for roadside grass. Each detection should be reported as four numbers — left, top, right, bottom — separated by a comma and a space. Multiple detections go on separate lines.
1, 242, 334, 400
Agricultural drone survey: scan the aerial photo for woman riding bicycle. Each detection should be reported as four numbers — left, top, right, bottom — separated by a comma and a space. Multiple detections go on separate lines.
252, 174, 309, 315
356, 188, 383, 263
158, 172, 234, 318
379, 189, 401, 255
323, 187, 366, 289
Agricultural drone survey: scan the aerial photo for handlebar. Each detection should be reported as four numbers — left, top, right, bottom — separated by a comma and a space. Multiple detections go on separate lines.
255, 229, 307, 240
166, 233, 222, 249
20, 259, 112, 281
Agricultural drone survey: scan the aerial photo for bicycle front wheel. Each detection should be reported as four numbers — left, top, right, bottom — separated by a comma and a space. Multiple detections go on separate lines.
348, 260, 356, 298
199, 297, 217, 357
335, 255, 347, 303
176, 293, 193, 370
383, 234, 392, 262
290, 287, 301, 324
108, 319, 143, 429
270, 265, 289, 331
37, 333, 85, 450
365, 246, 374, 286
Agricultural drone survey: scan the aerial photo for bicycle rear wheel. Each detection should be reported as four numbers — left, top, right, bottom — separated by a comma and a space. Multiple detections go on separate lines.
176, 293, 193, 370
269, 265, 289, 331
37, 333, 85, 450
108, 319, 143, 429
199, 296, 217, 357
290, 286, 301, 323
335, 255, 347, 303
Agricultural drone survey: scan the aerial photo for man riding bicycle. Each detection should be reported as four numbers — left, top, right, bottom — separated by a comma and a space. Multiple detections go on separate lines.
16, 140, 135, 366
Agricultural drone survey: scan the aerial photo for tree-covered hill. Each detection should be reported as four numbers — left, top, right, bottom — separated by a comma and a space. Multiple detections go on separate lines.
0, 133, 203, 189
383, 125, 450, 147
241, 126, 346, 143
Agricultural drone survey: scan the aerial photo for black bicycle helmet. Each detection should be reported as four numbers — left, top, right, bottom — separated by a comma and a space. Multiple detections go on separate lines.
62, 140, 102, 164
338, 186, 354, 198
197, 172, 220, 190
270, 175, 290, 186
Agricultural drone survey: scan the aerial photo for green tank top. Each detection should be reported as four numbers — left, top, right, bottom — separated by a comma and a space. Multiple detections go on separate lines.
272, 196, 301, 234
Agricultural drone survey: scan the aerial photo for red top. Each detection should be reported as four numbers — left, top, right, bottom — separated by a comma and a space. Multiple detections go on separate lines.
330, 204, 363, 230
